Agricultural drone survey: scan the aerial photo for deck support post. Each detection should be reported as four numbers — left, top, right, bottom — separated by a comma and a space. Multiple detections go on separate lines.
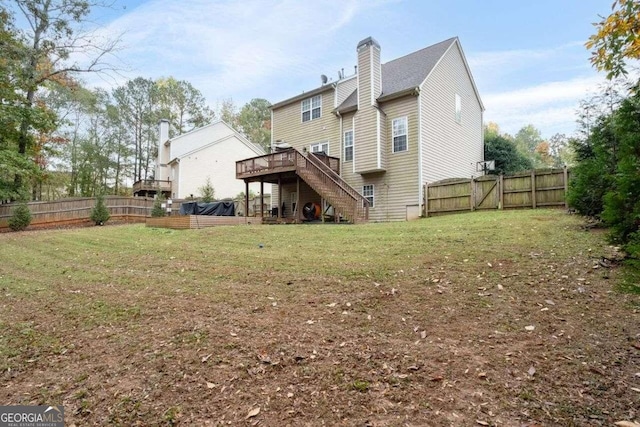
296, 176, 300, 222
278, 176, 282, 220
260, 180, 264, 218
245, 181, 249, 218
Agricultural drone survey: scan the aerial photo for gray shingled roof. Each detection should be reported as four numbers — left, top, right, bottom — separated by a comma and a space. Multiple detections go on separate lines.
380, 37, 456, 98
337, 89, 358, 112
336, 37, 457, 112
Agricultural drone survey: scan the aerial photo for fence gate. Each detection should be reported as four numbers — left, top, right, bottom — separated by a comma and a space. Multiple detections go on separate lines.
424, 168, 570, 217
474, 176, 499, 210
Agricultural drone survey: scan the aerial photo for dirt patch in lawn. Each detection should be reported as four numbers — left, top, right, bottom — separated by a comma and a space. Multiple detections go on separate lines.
0, 210, 638, 426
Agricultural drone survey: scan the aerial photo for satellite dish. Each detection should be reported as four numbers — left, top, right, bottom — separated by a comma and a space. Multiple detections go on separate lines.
320, 74, 328, 84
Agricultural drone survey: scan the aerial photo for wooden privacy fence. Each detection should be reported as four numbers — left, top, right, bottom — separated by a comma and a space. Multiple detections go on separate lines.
424, 168, 570, 216
0, 196, 174, 229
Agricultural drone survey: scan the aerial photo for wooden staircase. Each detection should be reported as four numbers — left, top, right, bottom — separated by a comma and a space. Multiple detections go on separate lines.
295, 151, 369, 224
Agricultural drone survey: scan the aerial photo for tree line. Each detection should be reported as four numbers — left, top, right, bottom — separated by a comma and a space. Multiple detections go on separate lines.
483, 122, 574, 175
0, 1, 271, 202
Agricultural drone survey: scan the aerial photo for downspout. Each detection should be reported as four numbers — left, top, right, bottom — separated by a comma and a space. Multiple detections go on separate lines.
336, 109, 343, 175
481, 109, 485, 169
418, 89, 423, 215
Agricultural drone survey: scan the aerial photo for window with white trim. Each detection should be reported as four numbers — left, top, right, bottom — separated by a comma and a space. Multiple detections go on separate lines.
344, 130, 353, 161
302, 95, 322, 122
455, 93, 461, 123
362, 184, 374, 208
310, 142, 329, 154
392, 117, 408, 153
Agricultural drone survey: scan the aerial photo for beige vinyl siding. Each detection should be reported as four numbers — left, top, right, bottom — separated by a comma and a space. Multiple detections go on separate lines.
341, 112, 355, 173
343, 95, 419, 221
336, 75, 357, 107
354, 44, 384, 173
272, 87, 340, 154
420, 41, 483, 186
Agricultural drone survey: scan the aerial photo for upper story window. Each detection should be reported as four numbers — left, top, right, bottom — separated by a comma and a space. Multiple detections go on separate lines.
344, 130, 353, 161
362, 184, 374, 208
302, 95, 322, 122
311, 142, 329, 154
455, 93, 462, 123
392, 117, 408, 153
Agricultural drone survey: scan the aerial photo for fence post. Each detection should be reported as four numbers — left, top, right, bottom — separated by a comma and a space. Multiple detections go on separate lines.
531, 171, 537, 209
499, 175, 504, 209
563, 166, 569, 209
424, 183, 429, 217
470, 178, 475, 211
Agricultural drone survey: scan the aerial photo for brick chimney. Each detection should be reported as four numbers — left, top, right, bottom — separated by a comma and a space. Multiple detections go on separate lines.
355, 36, 386, 173
156, 119, 170, 181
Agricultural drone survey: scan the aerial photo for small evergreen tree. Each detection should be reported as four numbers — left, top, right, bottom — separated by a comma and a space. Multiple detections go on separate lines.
151, 194, 166, 217
199, 177, 215, 202
8, 202, 32, 231
90, 193, 110, 225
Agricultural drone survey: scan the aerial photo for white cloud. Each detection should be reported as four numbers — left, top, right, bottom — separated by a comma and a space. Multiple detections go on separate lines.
86, 0, 384, 104
483, 75, 609, 137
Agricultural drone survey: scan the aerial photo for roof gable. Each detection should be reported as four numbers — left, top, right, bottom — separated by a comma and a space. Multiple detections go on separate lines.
170, 120, 265, 160
278, 36, 483, 112
380, 37, 456, 99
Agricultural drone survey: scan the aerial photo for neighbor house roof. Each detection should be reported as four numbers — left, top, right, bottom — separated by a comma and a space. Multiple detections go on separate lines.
167, 120, 265, 165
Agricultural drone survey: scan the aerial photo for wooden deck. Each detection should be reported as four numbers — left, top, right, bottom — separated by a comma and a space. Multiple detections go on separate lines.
236, 149, 339, 183
133, 179, 172, 197
236, 148, 369, 224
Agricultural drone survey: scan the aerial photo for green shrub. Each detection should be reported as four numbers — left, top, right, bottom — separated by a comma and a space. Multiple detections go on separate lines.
151, 194, 166, 217
8, 202, 32, 231
90, 194, 110, 225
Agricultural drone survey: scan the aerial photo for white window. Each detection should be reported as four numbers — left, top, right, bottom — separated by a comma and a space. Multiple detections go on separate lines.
302, 94, 322, 122
310, 142, 329, 154
392, 117, 408, 153
455, 93, 461, 123
344, 130, 353, 161
362, 184, 374, 208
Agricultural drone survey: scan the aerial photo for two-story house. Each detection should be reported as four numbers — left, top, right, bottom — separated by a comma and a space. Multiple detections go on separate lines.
134, 119, 266, 200
236, 36, 484, 222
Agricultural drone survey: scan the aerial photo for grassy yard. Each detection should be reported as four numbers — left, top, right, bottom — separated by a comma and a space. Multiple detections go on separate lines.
0, 209, 638, 426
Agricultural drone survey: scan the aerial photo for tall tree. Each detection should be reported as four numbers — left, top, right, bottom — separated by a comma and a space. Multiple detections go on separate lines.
216, 98, 239, 129
155, 77, 214, 136
237, 98, 271, 150
586, 0, 640, 79
514, 124, 543, 154
5, 0, 118, 199
112, 77, 156, 182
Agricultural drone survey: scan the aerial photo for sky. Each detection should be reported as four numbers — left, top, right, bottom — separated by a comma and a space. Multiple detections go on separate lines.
65, 0, 618, 138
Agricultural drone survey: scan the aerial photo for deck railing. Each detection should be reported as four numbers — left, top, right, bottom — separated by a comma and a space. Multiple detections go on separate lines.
296, 152, 369, 223
132, 179, 172, 194
236, 149, 340, 179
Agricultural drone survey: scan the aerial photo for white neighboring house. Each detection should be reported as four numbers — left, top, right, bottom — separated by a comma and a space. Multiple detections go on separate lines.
151, 119, 266, 200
